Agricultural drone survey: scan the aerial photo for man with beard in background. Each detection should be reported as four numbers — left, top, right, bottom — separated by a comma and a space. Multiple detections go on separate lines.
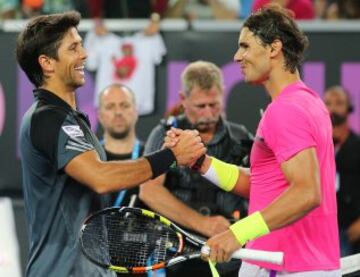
139, 61, 253, 277
324, 85, 360, 256
97, 84, 145, 208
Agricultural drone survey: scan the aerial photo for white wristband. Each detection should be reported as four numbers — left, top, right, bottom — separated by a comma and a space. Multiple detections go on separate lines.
202, 163, 221, 188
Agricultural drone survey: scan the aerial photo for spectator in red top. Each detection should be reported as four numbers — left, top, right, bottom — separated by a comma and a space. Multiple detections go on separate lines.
252, 0, 315, 19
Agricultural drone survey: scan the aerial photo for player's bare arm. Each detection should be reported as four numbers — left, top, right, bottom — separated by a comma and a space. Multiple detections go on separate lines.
203, 147, 322, 263
261, 147, 321, 230
66, 129, 206, 194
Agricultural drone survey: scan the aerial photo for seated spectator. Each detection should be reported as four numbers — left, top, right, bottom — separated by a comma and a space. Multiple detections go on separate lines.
152, 0, 169, 18
325, 0, 360, 20
324, 85, 360, 256
0, 0, 18, 19
165, 0, 239, 20
42, 0, 74, 14
21, 0, 42, 18
21, 0, 81, 18
239, 0, 254, 19
313, 0, 331, 19
87, 0, 155, 18
252, 0, 315, 20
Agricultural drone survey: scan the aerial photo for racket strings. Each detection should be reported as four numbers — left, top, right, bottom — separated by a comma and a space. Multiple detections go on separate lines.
81, 210, 180, 268
153, 231, 176, 264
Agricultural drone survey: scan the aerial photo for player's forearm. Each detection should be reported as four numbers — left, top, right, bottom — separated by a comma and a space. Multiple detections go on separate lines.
65, 149, 176, 194
261, 181, 321, 231
84, 158, 153, 194
139, 179, 206, 233
227, 180, 320, 247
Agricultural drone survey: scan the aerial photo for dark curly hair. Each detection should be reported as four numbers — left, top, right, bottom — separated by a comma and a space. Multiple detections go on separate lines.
16, 11, 81, 87
244, 4, 309, 73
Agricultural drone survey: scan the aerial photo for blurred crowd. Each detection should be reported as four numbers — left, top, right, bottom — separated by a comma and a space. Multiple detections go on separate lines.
1, 0, 360, 20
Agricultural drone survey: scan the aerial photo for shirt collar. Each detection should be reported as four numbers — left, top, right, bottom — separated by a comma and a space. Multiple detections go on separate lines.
33, 88, 73, 111
276, 80, 318, 100
33, 88, 91, 126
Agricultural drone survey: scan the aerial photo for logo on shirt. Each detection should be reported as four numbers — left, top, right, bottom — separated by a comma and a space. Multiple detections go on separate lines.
62, 125, 84, 138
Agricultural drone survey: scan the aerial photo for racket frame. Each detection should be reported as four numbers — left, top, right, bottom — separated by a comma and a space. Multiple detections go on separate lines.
80, 207, 204, 273
80, 207, 284, 273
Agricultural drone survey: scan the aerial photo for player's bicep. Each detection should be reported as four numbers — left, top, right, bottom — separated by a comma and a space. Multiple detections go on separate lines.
64, 150, 103, 190
31, 108, 65, 164
280, 147, 321, 204
57, 116, 96, 171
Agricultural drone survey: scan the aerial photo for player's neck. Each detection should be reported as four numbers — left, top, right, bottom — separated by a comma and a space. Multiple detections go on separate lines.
264, 68, 301, 101
40, 80, 77, 109
104, 131, 137, 154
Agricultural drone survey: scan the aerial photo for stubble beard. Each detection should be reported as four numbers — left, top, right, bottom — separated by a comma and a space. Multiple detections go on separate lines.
108, 127, 131, 140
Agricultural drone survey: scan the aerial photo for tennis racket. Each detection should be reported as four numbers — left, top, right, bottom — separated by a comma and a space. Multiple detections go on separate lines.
79, 207, 283, 274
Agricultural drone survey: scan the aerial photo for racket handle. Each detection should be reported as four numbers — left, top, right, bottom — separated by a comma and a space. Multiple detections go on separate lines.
231, 248, 284, 265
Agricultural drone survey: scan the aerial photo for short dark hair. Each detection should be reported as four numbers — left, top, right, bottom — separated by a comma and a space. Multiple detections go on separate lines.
16, 11, 81, 87
243, 5, 309, 73
338, 0, 360, 19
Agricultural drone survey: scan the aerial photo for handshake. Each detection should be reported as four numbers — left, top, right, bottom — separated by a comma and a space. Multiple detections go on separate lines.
164, 127, 207, 168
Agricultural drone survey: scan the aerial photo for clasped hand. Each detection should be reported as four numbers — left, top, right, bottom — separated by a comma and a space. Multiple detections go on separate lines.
164, 127, 206, 167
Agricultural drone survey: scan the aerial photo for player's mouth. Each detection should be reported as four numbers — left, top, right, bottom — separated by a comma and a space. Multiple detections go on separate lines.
74, 65, 85, 76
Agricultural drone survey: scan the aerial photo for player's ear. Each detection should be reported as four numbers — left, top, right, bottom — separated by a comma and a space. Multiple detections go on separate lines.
38, 54, 55, 75
270, 39, 282, 58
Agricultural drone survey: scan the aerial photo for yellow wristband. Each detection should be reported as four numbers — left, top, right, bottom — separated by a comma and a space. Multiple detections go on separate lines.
229, 211, 270, 246
203, 157, 239, 192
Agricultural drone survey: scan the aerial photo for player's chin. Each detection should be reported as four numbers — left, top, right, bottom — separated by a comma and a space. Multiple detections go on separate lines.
243, 75, 254, 83
243, 73, 257, 84
77, 78, 85, 86
73, 79, 85, 89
